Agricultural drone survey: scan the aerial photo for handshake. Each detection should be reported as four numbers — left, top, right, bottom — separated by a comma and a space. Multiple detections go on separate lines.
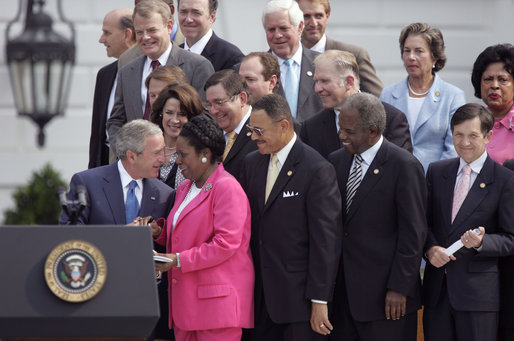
128, 216, 162, 237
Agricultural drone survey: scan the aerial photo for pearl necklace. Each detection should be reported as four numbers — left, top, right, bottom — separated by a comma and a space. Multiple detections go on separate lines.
408, 81, 430, 96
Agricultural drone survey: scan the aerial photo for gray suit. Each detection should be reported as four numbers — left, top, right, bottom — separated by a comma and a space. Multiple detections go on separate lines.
107, 45, 214, 149
276, 48, 323, 122
325, 37, 383, 97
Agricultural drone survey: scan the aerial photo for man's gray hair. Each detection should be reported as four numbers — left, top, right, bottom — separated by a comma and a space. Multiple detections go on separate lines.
115, 119, 163, 160
344, 93, 386, 135
314, 50, 361, 90
262, 0, 304, 29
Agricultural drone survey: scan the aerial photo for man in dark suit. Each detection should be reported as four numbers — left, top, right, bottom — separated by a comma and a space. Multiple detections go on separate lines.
240, 94, 342, 340
263, 0, 322, 122
205, 70, 257, 181
239, 52, 281, 104
89, 8, 136, 169
107, 0, 214, 152
328, 93, 426, 341
296, 0, 383, 97
177, 0, 243, 71
423, 103, 514, 341
61, 120, 173, 225
301, 50, 412, 159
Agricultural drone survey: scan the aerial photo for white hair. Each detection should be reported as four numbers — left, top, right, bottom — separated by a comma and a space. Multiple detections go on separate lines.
262, 0, 304, 29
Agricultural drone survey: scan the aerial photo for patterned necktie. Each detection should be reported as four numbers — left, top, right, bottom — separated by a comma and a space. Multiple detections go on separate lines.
345, 154, 363, 213
283, 59, 299, 118
452, 164, 472, 222
265, 154, 279, 203
223, 131, 237, 161
143, 60, 161, 120
125, 180, 140, 224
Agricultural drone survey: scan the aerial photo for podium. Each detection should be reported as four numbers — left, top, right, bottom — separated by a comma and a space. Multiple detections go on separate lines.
0, 225, 160, 340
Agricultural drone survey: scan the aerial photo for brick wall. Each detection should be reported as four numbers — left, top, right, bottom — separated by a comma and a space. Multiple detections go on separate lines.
1, 0, 513, 221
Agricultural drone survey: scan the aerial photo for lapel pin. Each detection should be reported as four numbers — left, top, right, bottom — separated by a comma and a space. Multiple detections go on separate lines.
204, 183, 213, 192
373, 169, 379, 174
480, 183, 486, 188
307, 71, 313, 77
287, 170, 293, 176
151, 196, 156, 200
435, 91, 440, 97
246, 131, 252, 137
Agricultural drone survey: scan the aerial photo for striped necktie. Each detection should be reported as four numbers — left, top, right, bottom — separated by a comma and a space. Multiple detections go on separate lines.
345, 154, 363, 213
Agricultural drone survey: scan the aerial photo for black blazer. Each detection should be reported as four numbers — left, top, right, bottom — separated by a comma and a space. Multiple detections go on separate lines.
240, 138, 342, 324
181, 32, 244, 71
300, 102, 413, 159
88, 61, 117, 169
328, 139, 427, 322
424, 157, 514, 312
222, 118, 258, 182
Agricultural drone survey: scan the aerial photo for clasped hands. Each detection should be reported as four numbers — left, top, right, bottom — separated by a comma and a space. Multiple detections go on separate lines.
427, 226, 485, 268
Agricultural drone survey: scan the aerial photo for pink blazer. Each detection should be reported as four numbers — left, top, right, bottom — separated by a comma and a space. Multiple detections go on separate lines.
155, 164, 254, 331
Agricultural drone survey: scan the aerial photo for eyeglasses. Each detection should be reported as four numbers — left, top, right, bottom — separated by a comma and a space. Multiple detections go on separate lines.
205, 95, 236, 111
246, 122, 277, 137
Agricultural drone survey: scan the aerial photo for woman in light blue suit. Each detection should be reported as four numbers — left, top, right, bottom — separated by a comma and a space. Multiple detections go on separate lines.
381, 23, 466, 172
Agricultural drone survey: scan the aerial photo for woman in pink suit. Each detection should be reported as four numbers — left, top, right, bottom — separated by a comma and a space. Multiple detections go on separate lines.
153, 115, 254, 341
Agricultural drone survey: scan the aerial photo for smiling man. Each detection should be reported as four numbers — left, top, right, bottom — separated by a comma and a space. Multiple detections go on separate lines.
295, 0, 383, 97
60, 120, 173, 225
178, 0, 243, 71
263, 0, 322, 122
240, 94, 342, 341
204, 70, 257, 181
107, 0, 214, 154
89, 8, 136, 169
423, 103, 514, 341
328, 92, 426, 341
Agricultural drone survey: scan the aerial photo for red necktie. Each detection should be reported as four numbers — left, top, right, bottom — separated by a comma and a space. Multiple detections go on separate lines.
143, 60, 161, 120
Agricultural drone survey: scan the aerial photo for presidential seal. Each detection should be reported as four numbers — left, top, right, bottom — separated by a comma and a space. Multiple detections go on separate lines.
44, 240, 107, 303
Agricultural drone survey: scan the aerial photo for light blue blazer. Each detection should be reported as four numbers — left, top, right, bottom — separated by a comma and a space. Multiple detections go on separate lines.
380, 74, 466, 172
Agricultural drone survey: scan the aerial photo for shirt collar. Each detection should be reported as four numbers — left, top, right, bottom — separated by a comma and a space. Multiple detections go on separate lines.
183, 28, 213, 54
231, 105, 252, 135
144, 42, 172, 68
458, 150, 488, 175
310, 34, 326, 53
118, 160, 143, 189
274, 133, 297, 167
275, 44, 303, 66
360, 135, 383, 166
496, 103, 514, 130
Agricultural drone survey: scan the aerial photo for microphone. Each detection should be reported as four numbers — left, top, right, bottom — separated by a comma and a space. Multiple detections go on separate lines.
76, 185, 88, 208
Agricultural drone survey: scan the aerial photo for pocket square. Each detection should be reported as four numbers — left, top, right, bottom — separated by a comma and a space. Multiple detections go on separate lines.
283, 191, 299, 198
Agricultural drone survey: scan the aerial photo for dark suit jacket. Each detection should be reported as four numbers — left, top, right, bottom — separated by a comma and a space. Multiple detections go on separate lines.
423, 157, 514, 312
276, 48, 323, 122
328, 139, 427, 322
300, 102, 413, 159
223, 118, 257, 182
88, 61, 117, 169
240, 138, 342, 323
181, 32, 244, 71
59, 162, 174, 225
107, 45, 214, 148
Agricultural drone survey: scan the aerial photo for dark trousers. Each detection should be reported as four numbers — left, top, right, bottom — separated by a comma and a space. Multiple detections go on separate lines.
423, 278, 497, 341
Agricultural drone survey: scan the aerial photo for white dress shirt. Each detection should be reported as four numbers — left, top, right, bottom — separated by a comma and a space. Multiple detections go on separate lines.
183, 28, 213, 54
140, 43, 172, 115
118, 160, 143, 205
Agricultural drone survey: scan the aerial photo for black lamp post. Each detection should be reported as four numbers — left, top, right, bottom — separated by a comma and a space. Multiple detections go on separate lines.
5, 0, 75, 147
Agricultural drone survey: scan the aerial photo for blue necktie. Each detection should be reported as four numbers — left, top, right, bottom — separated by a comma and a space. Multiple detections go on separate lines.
125, 180, 140, 223
284, 59, 298, 118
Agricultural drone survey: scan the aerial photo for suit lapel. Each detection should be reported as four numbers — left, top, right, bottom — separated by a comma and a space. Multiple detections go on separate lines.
264, 140, 301, 210
322, 109, 340, 154
412, 74, 442, 136
139, 179, 159, 217
440, 159, 459, 232
167, 45, 185, 68
128, 58, 145, 119
200, 34, 216, 60
345, 140, 389, 222
102, 164, 126, 224
224, 118, 252, 165
451, 158, 494, 230
297, 49, 315, 109
335, 150, 353, 220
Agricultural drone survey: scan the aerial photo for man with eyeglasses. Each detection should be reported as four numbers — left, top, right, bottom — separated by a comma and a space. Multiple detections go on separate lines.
107, 0, 214, 155
240, 94, 342, 341
204, 69, 257, 182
